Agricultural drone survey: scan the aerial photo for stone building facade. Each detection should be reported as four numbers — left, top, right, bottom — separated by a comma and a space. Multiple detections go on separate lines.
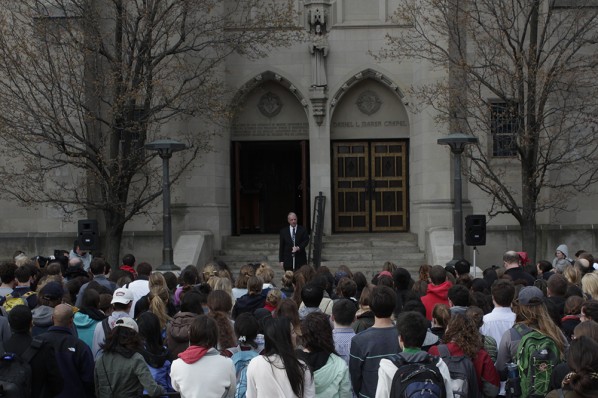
1, 0, 597, 268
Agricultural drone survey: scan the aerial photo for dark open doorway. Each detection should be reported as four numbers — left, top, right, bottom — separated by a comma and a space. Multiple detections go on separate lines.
233, 141, 309, 234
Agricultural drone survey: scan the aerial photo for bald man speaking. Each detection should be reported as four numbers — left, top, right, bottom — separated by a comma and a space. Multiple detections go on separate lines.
279, 212, 309, 271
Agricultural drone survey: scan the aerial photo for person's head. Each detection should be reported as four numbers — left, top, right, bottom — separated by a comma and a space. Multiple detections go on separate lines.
581, 300, 598, 322
136, 311, 164, 353
301, 312, 335, 354
256, 263, 274, 284
555, 245, 569, 260
353, 272, 368, 292
246, 276, 263, 296
81, 287, 100, 309
122, 253, 136, 267
448, 284, 470, 307
454, 259, 470, 276
402, 299, 427, 317
564, 295, 584, 316
162, 271, 178, 292
503, 251, 520, 268
111, 287, 134, 312
8, 305, 32, 333
565, 264, 582, 285
14, 265, 32, 284
235, 264, 255, 289
281, 270, 294, 289
444, 313, 482, 358
102, 317, 142, 354
515, 286, 566, 356
180, 290, 204, 314
276, 298, 300, 328
336, 277, 357, 299
573, 320, 598, 342
396, 311, 428, 349
491, 279, 515, 307
369, 285, 396, 318
429, 265, 447, 285
234, 312, 259, 347
266, 289, 282, 309
180, 265, 201, 286
287, 212, 298, 227
52, 303, 74, 327
301, 283, 324, 308
332, 298, 357, 327
136, 262, 152, 277
582, 272, 598, 300
0, 261, 17, 285
207, 289, 233, 314
189, 314, 218, 348
90, 258, 107, 276
465, 306, 485, 329
39, 281, 64, 306
432, 303, 451, 329
564, 336, 598, 394
536, 260, 553, 275
547, 274, 568, 297
393, 268, 412, 291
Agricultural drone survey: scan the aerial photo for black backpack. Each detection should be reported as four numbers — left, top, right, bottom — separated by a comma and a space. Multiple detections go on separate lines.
437, 344, 481, 398
0, 338, 42, 398
389, 354, 446, 398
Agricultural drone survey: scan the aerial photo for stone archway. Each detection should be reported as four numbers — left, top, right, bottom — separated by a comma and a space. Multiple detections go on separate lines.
329, 72, 410, 232
231, 73, 310, 234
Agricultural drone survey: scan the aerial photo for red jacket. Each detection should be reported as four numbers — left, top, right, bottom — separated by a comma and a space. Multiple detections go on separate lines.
421, 280, 452, 320
429, 342, 500, 392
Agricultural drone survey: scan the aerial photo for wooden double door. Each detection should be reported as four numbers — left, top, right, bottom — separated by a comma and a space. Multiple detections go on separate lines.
332, 141, 409, 232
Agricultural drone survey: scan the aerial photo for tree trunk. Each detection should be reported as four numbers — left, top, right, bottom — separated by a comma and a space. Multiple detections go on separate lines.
521, 216, 537, 263
102, 212, 125, 272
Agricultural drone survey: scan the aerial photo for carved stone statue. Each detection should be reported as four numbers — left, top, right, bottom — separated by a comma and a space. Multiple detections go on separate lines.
309, 22, 328, 88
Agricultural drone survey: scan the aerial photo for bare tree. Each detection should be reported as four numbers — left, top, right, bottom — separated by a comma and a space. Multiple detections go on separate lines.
0, 0, 299, 267
379, 0, 598, 259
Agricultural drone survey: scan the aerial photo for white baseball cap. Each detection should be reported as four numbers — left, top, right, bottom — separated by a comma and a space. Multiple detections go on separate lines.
113, 317, 138, 333
111, 288, 134, 305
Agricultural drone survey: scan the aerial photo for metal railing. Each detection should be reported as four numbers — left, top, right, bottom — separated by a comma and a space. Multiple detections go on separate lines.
308, 191, 326, 268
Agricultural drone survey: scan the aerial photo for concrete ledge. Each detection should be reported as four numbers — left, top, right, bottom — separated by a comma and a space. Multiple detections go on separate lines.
173, 231, 214, 269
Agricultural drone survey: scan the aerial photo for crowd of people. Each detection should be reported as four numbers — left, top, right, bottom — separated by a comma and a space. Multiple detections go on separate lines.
0, 243, 597, 397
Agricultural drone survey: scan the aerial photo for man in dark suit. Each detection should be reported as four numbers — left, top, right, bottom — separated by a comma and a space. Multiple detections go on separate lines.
279, 212, 309, 271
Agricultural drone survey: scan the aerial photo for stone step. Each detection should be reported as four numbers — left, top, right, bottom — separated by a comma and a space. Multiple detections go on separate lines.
214, 232, 426, 281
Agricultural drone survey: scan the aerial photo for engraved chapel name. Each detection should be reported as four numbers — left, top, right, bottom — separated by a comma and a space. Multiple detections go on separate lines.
332, 120, 408, 128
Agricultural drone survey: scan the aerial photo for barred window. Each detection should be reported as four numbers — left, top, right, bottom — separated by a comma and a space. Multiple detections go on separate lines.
490, 101, 518, 157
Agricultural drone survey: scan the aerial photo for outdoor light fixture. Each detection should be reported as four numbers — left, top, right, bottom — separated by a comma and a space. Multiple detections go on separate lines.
437, 133, 478, 266
145, 139, 188, 271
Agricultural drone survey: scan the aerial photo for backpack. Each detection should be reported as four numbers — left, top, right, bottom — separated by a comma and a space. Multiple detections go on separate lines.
513, 324, 561, 398
389, 353, 446, 398
232, 350, 259, 398
437, 344, 480, 398
2, 291, 36, 313
0, 338, 42, 398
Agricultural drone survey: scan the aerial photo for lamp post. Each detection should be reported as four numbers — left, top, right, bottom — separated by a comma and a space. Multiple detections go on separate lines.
437, 133, 478, 267
145, 139, 187, 271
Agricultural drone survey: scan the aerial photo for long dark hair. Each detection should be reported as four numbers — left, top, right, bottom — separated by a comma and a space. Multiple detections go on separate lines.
300, 312, 336, 354
565, 336, 598, 395
263, 317, 310, 397
101, 323, 143, 358
136, 311, 164, 355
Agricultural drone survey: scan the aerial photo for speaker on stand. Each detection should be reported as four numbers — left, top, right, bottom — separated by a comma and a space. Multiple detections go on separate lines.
78, 219, 99, 251
465, 215, 486, 277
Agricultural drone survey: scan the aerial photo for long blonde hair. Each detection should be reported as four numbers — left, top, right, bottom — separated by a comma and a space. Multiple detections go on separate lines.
148, 284, 172, 330
515, 301, 567, 358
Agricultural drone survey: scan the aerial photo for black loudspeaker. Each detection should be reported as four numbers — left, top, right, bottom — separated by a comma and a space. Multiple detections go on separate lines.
78, 219, 99, 251
465, 215, 486, 246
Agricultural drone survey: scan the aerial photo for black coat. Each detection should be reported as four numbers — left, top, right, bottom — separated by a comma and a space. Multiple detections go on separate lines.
279, 225, 309, 271
5, 332, 64, 398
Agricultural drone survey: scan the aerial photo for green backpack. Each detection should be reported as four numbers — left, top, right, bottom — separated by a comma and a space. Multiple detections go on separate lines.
513, 324, 561, 398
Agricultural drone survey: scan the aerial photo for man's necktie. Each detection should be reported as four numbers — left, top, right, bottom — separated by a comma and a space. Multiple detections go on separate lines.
292, 227, 296, 241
